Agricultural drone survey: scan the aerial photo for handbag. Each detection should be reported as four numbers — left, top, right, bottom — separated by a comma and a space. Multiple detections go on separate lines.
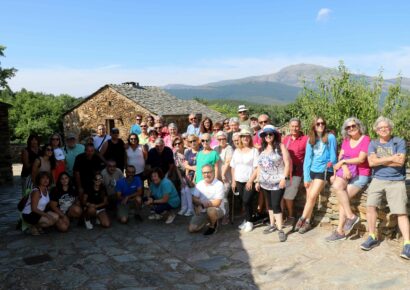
335, 156, 358, 179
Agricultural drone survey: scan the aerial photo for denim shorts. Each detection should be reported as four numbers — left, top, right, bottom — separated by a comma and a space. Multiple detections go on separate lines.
348, 175, 370, 189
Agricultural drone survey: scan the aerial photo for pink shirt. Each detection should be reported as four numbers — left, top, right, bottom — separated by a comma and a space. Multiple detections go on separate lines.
341, 135, 371, 176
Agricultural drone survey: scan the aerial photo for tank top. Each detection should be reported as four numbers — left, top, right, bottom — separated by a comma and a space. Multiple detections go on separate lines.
22, 187, 50, 214
126, 145, 145, 174
258, 149, 285, 191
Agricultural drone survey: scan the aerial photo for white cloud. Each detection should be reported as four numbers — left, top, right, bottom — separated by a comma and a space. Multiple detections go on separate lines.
316, 8, 332, 22
8, 47, 410, 97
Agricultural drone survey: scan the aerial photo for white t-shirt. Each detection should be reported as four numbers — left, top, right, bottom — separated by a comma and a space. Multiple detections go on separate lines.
193, 178, 225, 214
230, 147, 259, 182
93, 135, 111, 151
126, 146, 145, 175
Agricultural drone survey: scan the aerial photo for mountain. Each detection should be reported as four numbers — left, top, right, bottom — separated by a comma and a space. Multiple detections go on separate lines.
163, 64, 410, 105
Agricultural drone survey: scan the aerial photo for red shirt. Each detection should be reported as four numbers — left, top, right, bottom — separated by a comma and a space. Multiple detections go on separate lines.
283, 134, 308, 177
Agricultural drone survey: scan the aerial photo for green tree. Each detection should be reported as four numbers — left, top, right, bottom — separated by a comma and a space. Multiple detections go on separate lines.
0, 45, 17, 91
289, 62, 409, 141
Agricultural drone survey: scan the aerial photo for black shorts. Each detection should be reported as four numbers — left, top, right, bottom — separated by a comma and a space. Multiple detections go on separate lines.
310, 171, 332, 181
22, 212, 42, 225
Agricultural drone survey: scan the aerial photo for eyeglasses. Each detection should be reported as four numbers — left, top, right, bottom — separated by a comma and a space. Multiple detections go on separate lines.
345, 124, 357, 131
217, 138, 226, 141
377, 126, 390, 131
316, 122, 325, 127
259, 120, 268, 124
201, 139, 210, 143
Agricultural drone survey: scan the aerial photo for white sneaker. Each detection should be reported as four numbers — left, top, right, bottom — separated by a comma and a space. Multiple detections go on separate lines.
238, 220, 246, 230
148, 213, 162, 220
177, 209, 187, 216
84, 219, 93, 230
242, 221, 253, 233
165, 213, 176, 224
184, 210, 194, 217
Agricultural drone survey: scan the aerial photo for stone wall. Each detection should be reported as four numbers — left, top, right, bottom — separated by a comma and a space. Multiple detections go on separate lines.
64, 87, 194, 141
294, 181, 410, 239
0, 103, 13, 185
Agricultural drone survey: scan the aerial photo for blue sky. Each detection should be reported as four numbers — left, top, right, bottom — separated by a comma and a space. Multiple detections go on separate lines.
1, 0, 410, 96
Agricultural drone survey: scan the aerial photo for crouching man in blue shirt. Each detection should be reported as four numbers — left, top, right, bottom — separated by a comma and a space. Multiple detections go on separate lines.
115, 165, 143, 224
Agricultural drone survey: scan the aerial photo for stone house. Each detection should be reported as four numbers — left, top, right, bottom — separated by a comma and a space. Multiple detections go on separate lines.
63, 82, 225, 140
0, 101, 13, 185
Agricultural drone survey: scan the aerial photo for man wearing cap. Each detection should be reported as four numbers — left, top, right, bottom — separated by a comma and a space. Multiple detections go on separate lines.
186, 113, 200, 136
238, 105, 251, 127
130, 114, 143, 135
100, 128, 126, 172
93, 124, 111, 152
281, 118, 308, 227
146, 138, 175, 177
64, 133, 85, 177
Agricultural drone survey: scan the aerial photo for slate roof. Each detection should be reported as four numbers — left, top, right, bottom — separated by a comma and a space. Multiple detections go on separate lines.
109, 84, 225, 121
65, 82, 225, 121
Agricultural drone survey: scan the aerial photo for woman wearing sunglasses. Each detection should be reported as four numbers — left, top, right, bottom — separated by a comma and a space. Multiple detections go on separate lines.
326, 117, 371, 242
195, 133, 220, 183
250, 125, 290, 241
296, 117, 337, 234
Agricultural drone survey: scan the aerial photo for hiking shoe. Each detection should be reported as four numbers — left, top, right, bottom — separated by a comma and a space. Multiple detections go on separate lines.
284, 217, 296, 228
325, 231, 347, 242
400, 244, 410, 260
148, 213, 162, 220
238, 220, 246, 230
360, 236, 378, 251
263, 224, 277, 234
165, 213, 176, 224
242, 221, 254, 233
84, 219, 93, 230
294, 217, 305, 232
298, 220, 312, 234
204, 221, 218, 235
278, 230, 287, 242
343, 215, 360, 233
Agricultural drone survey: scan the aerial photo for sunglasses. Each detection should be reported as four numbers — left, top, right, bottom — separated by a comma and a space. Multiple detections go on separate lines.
190, 117, 197, 120
259, 120, 268, 124
154, 127, 162, 129
130, 138, 137, 140
201, 139, 210, 143
223, 122, 229, 125
264, 133, 274, 137
174, 142, 181, 146
188, 140, 196, 143
136, 118, 142, 121
217, 138, 226, 141
316, 122, 325, 127
213, 128, 220, 131
345, 124, 357, 131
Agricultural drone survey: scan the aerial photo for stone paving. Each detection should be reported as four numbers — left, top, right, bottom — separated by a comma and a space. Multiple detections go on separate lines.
0, 165, 409, 290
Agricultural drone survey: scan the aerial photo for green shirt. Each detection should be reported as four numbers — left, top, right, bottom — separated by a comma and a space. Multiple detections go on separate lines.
195, 150, 220, 183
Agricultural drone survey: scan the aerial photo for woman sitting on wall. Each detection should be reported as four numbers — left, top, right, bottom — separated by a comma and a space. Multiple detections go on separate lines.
326, 117, 371, 242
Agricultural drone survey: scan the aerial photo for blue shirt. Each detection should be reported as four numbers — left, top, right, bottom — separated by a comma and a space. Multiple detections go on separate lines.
368, 136, 406, 181
303, 133, 337, 182
149, 178, 180, 208
115, 176, 142, 197
186, 124, 200, 136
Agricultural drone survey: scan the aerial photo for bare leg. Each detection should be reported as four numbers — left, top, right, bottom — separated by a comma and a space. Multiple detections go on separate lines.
397, 214, 410, 241
302, 179, 325, 220
274, 213, 283, 230
97, 211, 111, 228
366, 206, 378, 235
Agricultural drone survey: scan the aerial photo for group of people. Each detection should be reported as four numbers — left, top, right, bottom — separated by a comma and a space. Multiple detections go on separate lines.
18, 105, 409, 260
